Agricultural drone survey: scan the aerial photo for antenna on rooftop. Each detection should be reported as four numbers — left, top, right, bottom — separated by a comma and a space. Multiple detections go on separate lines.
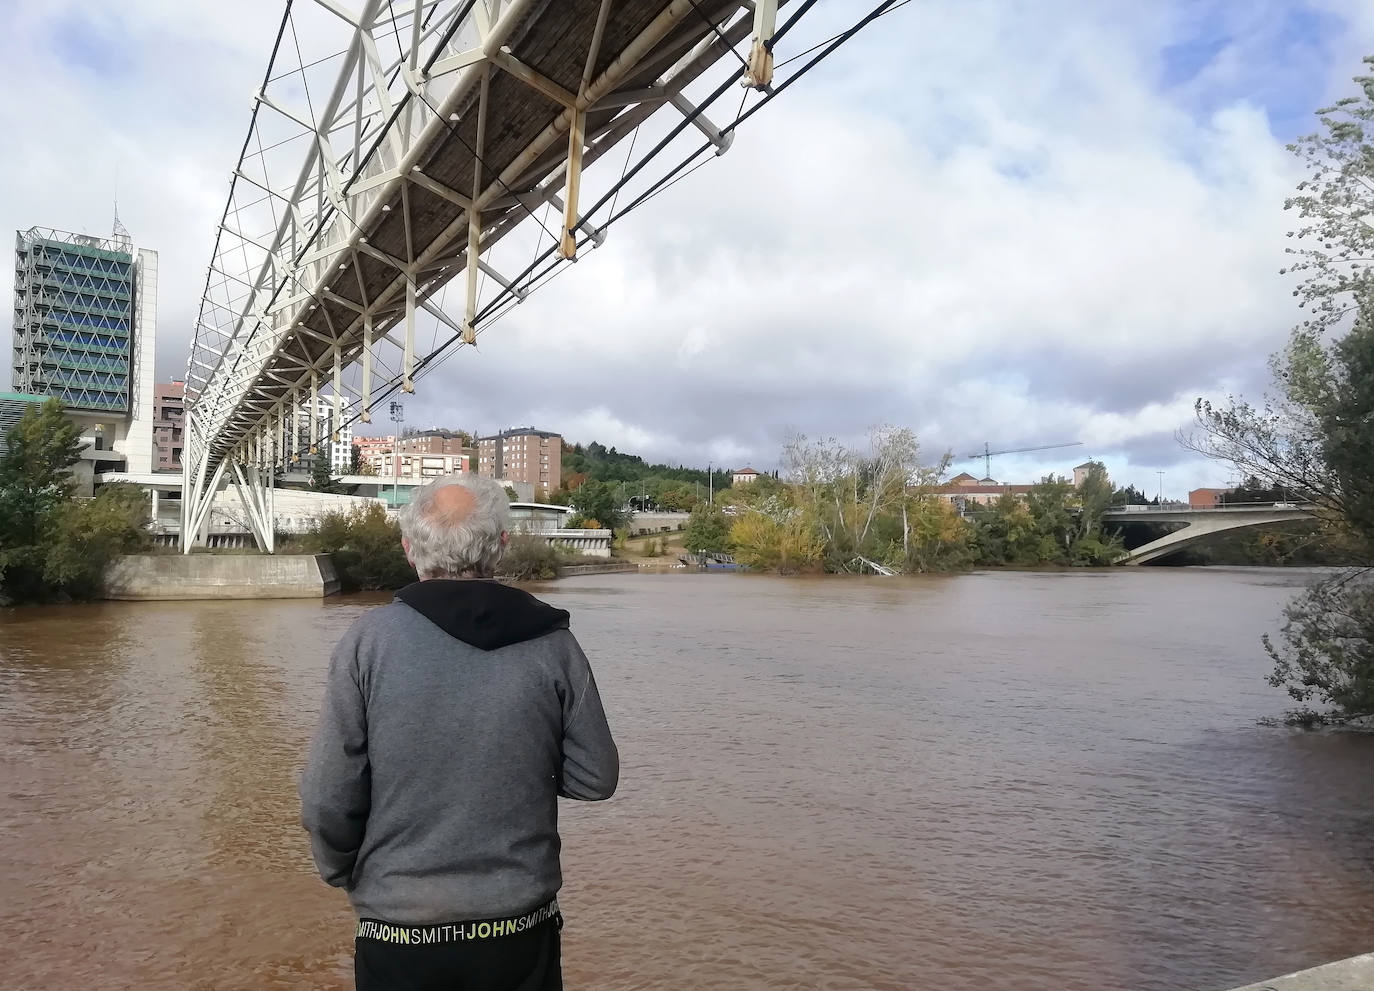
112, 163, 132, 250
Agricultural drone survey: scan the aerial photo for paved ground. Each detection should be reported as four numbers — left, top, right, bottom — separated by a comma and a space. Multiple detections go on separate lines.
1229, 953, 1374, 990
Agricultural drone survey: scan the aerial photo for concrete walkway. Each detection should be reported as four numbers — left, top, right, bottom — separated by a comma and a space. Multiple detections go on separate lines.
1228, 952, 1374, 990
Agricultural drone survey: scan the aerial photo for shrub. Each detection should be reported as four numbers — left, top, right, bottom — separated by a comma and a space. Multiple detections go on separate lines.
684, 504, 732, 554
498, 534, 560, 581
41, 484, 152, 600
1265, 570, 1374, 726
730, 508, 824, 574
303, 503, 413, 591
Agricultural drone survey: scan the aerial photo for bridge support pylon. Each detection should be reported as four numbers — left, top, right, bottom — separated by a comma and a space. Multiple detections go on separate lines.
182, 413, 277, 554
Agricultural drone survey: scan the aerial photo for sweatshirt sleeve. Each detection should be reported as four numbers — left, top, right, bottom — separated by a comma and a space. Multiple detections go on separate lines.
559, 633, 620, 801
300, 625, 372, 887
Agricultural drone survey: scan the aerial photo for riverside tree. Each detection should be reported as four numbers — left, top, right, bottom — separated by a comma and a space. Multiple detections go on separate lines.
0, 400, 84, 599
781, 425, 947, 571
729, 494, 825, 573
0, 400, 150, 603
966, 467, 1120, 567
568, 479, 628, 530
1187, 58, 1374, 724
683, 503, 732, 555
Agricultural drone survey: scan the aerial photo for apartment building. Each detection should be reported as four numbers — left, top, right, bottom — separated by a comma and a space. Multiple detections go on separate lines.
153, 381, 184, 472
371, 451, 469, 481
475, 427, 560, 494
293, 398, 354, 473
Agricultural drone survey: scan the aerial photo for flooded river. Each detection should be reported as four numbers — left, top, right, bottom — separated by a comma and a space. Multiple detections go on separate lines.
2, 569, 1372, 990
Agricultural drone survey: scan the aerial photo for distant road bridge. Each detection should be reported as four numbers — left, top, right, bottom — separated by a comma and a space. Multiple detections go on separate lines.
1104, 504, 1316, 564
182, 0, 904, 552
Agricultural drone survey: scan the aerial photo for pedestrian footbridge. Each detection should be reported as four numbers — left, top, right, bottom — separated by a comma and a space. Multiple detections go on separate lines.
180, 0, 905, 553
1104, 504, 1316, 564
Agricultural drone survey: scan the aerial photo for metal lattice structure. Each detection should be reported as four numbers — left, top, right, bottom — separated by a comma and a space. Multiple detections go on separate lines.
184, 0, 899, 552
13, 228, 139, 413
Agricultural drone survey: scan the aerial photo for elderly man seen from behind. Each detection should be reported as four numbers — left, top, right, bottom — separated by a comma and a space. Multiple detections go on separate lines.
301, 474, 619, 991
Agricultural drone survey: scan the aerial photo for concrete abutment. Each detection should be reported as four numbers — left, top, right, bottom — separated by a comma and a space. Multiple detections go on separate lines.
103, 554, 340, 600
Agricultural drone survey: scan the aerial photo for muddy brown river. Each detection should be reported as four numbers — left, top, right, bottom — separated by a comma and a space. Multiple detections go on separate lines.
2, 569, 1371, 990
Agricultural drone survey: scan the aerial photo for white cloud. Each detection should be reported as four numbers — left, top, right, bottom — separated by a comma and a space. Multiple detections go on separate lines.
2, 1, 1371, 500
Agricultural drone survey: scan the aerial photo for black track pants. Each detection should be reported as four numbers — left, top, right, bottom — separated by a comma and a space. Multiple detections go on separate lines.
354, 922, 561, 991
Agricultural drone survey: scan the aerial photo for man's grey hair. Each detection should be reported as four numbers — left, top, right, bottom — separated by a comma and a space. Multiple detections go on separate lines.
400, 474, 511, 578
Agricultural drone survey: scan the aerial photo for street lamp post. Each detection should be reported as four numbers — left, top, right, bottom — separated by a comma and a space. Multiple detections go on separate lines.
390, 401, 405, 507
1156, 470, 1165, 506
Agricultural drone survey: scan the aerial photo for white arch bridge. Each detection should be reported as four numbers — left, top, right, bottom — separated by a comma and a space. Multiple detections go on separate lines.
182, 0, 904, 552
1104, 505, 1317, 564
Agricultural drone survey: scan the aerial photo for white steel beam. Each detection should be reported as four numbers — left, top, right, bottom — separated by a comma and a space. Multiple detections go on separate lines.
184, 0, 835, 553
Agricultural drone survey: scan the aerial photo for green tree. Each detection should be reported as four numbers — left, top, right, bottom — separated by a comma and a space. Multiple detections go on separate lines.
1320, 315, 1374, 544
782, 426, 929, 570
0, 400, 85, 598
903, 496, 973, 573
684, 503, 732, 555
1187, 59, 1374, 723
568, 480, 628, 530
560, 438, 724, 492
349, 444, 365, 475
1025, 475, 1076, 563
1282, 57, 1374, 336
1111, 483, 1151, 506
729, 501, 824, 573
970, 493, 1041, 565
42, 484, 151, 599
1074, 462, 1114, 542
0, 399, 83, 543
310, 454, 343, 494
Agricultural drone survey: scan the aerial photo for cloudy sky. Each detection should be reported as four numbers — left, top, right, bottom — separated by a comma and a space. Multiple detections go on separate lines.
3, 1, 1372, 496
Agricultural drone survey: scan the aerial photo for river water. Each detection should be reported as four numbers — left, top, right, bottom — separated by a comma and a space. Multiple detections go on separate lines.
1, 569, 1371, 990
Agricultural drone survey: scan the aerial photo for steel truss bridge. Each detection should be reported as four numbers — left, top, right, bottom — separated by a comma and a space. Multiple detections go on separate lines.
182, 0, 903, 552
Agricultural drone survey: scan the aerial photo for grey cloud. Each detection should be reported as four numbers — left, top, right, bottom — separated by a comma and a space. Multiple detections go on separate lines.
2, 0, 1370, 492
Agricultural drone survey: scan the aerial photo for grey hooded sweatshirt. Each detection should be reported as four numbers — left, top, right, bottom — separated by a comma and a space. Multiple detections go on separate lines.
300, 579, 619, 925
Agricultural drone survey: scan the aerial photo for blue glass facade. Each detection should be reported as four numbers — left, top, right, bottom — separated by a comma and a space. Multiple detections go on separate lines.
11, 230, 136, 413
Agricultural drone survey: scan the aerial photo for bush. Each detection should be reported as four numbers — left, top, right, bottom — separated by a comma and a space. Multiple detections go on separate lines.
303, 503, 413, 591
42, 484, 152, 600
730, 509, 824, 574
684, 504, 732, 555
498, 534, 561, 581
1265, 570, 1374, 726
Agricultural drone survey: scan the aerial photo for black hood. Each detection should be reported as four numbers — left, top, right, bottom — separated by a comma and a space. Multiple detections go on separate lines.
395, 579, 570, 651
